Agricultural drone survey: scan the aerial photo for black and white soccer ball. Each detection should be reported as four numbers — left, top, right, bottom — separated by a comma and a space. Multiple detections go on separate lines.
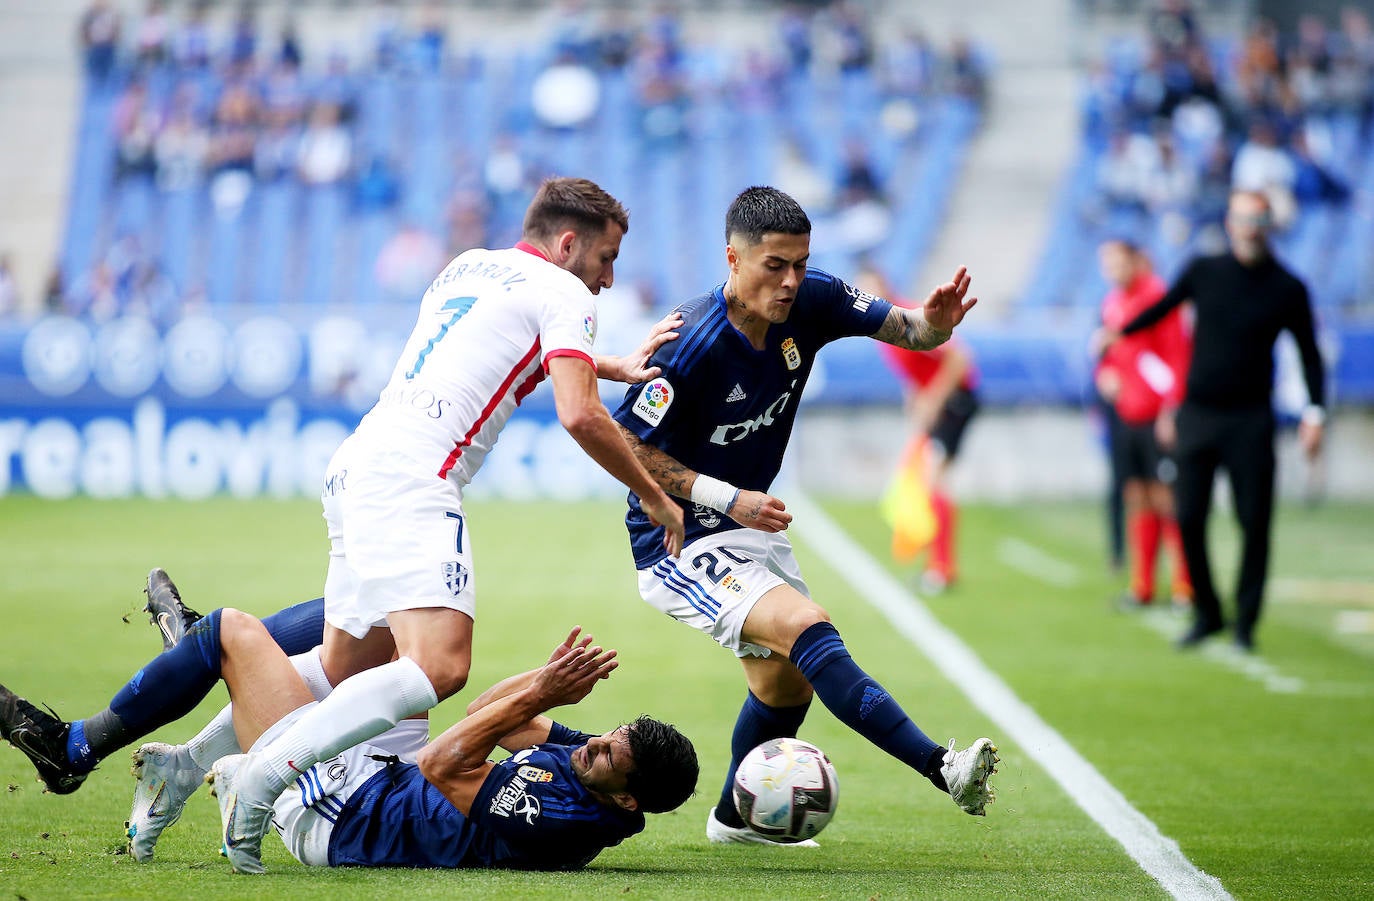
732, 737, 839, 843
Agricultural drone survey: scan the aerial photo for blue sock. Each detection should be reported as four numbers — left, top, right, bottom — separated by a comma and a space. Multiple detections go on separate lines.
714, 692, 810, 828
260, 597, 326, 656
789, 621, 946, 788
66, 609, 224, 772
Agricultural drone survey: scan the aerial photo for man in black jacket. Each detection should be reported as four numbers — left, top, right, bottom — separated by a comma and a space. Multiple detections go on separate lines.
1106, 191, 1325, 651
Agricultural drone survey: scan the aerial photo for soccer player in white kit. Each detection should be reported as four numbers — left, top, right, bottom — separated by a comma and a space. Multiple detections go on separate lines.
215, 177, 686, 873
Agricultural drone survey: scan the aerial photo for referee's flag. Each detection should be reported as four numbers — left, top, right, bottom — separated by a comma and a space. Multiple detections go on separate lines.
880, 436, 937, 563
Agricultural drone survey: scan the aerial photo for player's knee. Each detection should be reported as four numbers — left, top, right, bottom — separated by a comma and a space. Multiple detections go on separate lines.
217, 607, 253, 650
415, 657, 469, 701
782, 604, 831, 643
216, 608, 265, 672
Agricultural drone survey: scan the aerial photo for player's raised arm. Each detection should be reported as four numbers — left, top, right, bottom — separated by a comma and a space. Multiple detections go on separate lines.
871, 266, 977, 351
547, 356, 685, 556
616, 425, 793, 533
417, 638, 617, 814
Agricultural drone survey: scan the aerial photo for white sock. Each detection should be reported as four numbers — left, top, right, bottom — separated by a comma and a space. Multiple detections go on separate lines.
289, 646, 333, 701
185, 705, 240, 773
251, 656, 437, 798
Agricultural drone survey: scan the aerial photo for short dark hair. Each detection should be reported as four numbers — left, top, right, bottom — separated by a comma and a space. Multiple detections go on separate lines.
523, 177, 630, 242
725, 186, 811, 246
624, 715, 698, 814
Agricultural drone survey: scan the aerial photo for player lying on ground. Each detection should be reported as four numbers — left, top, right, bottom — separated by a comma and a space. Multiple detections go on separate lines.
213, 618, 696, 873
1, 596, 697, 872
610, 186, 1000, 846
1, 569, 672, 862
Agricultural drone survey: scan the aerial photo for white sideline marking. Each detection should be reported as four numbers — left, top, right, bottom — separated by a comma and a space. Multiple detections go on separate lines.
788, 494, 1232, 901
997, 538, 1081, 587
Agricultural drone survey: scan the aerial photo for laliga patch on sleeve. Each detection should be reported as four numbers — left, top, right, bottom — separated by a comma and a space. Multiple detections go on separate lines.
633, 377, 674, 426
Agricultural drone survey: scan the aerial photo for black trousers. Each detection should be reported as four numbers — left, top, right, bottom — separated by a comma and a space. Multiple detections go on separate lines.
1173, 402, 1276, 642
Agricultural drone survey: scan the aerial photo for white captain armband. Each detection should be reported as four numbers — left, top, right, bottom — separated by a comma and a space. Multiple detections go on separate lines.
691, 474, 741, 514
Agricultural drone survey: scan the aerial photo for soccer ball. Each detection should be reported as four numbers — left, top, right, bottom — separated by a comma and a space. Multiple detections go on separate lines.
732, 737, 839, 843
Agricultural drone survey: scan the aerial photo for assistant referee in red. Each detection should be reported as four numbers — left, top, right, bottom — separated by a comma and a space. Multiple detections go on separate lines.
1106, 191, 1325, 651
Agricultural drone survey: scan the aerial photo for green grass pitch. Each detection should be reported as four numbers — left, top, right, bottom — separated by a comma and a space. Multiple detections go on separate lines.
0, 494, 1371, 899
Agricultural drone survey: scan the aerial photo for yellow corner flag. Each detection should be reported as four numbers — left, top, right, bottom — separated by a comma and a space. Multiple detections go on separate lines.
880, 435, 937, 563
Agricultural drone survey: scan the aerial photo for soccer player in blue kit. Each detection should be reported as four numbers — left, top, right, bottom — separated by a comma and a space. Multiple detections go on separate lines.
3, 592, 698, 873
213, 619, 697, 873
611, 187, 999, 845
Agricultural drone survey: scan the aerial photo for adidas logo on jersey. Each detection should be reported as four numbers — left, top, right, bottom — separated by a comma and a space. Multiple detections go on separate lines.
726, 384, 747, 403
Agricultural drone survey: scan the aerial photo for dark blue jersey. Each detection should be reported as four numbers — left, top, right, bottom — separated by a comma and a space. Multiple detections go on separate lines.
613, 270, 891, 568
328, 742, 644, 871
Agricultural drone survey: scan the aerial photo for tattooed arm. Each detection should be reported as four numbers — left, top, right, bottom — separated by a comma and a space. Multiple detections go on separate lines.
870, 265, 978, 351
616, 425, 793, 533
872, 305, 954, 351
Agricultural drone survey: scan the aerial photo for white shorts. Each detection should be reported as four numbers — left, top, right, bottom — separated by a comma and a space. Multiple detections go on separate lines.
637, 529, 809, 658
258, 712, 428, 868
322, 434, 477, 639
272, 742, 394, 867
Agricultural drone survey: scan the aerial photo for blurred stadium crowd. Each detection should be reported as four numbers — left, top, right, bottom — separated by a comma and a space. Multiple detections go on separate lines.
1029, 1, 1374, 320
15, 0, 986, 324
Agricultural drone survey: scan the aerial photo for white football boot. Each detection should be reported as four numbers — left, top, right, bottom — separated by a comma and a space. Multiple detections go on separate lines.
940, 737, 1000, 816
126, 742, 205, 861
206, 754, 275, 874
705, 807, 820, 848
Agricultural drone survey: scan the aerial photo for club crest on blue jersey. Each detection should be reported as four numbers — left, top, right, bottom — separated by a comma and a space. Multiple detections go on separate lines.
633, 378, 674, 426
442, 561, 470, 596
518, 765, 554, 783
781, 337, 801, 371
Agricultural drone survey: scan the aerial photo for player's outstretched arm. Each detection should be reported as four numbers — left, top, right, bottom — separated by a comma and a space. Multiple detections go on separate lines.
616, 425, 793, 533
417, 639, 617, 814
872, 266, 977, 351
595, 312, 683, 383
549, 356, 685, 556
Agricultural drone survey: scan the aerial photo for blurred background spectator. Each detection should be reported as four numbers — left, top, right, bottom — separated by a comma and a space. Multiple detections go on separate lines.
39, 0, 991, 320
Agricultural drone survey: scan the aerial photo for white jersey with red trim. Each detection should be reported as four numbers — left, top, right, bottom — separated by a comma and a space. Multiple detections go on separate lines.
355, 246, 598, 488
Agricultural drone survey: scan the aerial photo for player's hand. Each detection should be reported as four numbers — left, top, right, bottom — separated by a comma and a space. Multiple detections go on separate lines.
611, 312, 683, 384
922, 266, 977, 334
912, 396, 940, 434
1298, 420, 1323, 459
548, 626, 596, 666
534, 639, 619, 708
728, 490, 793, 533
641, 491, 686, 557
1154, 408, 1177, 451
1095, 367, 1122, 402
